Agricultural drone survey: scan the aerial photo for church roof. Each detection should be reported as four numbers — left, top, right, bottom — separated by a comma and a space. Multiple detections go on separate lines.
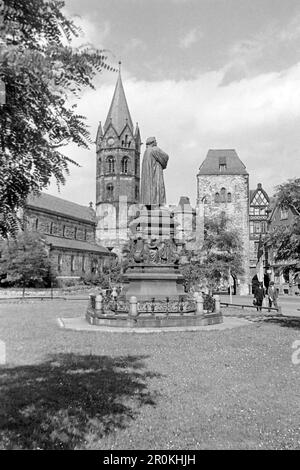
26, 193, 96, 224
104, 67, 133, 136
45, 235, 110, 255
198, 149, 248, 175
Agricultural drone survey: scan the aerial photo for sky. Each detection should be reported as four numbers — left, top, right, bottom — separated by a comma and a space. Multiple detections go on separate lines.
46, 0, 300, 207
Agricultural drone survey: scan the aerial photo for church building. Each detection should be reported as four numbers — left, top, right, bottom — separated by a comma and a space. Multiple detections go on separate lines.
95, 65, 141, 255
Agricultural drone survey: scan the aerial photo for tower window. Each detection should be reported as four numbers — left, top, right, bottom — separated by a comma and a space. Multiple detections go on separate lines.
122, 156, 129, 174
106, 183, 114, 200
106, 156, 115, 173
215, 192, 220, 203
227, 192, 232, 203
220, 187, 226, 202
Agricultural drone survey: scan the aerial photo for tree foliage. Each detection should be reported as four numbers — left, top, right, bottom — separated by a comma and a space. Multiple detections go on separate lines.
0, 0, 116, 237
266, 178, 300, 263
0, 231, 53, 295
181, 213, 244, 293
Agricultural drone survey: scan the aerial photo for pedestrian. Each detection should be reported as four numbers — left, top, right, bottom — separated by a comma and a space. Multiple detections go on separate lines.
254, 282, 265, 312
267, 281, 278, 311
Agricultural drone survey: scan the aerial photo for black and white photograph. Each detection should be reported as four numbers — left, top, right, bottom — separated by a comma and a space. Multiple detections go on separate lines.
0, 0, 300, 454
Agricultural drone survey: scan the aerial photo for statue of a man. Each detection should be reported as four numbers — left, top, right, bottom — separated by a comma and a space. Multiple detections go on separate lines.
140, 137, 169, 207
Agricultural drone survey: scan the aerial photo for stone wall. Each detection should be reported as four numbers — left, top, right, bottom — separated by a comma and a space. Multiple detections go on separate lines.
50, 249, 105, 278
197, 174, 250, 295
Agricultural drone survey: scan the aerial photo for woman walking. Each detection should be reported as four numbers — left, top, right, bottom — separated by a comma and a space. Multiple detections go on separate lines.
254, 282, 265, 312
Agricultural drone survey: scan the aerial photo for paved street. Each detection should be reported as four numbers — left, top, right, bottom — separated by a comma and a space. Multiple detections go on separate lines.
220, 294, 300, 317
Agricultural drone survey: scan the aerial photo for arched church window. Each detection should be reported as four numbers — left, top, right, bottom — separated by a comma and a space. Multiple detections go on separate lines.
122, 157, 129, 174
227, 192, 232, 203
215, 192, 220, 203
220, 187, 226, 202
106, 156, 115, 173
106, 183, 114, 200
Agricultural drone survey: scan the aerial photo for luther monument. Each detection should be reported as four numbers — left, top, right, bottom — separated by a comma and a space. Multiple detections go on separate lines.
140, 136, 169, 208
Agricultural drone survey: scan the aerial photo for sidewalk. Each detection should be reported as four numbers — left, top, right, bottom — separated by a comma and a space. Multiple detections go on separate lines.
220, 294, 300, 317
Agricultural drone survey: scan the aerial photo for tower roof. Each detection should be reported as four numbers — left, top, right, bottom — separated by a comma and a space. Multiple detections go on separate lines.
198, 149, 248, 175
104, 64, 133, 136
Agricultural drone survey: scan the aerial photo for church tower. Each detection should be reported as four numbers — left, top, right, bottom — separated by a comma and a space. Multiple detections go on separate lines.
96, 64, 141, 253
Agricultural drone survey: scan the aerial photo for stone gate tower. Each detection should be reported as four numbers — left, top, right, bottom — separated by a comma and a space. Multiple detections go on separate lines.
96, 65, 141, 254
197, 149, 250, 295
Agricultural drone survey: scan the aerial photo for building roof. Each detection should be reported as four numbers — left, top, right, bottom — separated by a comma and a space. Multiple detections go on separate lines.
45, 235, 111, 255
249, 183, 270, 205
26, 193, 96, 224
198, 149, 248, 175
104, 68, 133, 135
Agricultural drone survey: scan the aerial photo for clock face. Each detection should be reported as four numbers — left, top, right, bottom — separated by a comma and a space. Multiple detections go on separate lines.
107, 137, 114, 146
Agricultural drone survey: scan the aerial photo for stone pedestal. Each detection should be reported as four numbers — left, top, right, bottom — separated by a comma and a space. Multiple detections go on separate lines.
122, 263, 186, 300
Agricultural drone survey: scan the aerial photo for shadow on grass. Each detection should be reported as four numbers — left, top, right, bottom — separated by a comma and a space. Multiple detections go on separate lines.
261, 316, 300, 330
0, 353, 160, 449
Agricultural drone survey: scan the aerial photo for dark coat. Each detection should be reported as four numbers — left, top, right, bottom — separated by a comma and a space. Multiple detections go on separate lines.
254, 286, 265, 301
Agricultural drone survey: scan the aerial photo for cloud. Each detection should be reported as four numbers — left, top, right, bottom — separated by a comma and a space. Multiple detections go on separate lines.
222, 13, 300, 85
65, 13, 111, 50
46, 61, 300, 207
179, 28, 201, 49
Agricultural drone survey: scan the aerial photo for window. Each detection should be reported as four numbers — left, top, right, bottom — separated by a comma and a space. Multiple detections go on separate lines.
74, 227, 77, 239
220, 187, 226, 202
215, 192, 220, 203
135, 186, 139, 200
92, 258, 98, 274
35, 219, 39, 230
58, 254, 63, 272
82, 256, 85, 272
106, 156, 115, 173
106, 183, 114, 200
121, 156, 129, 174
219, 156, 227, 172
50, 222, 54, 234
227, 192, 232, 203
250, 221, 254, 234
71, 255, 75, 272
280, 207, 288, 220
254, 222, 261, 233
84, 229, 87, 241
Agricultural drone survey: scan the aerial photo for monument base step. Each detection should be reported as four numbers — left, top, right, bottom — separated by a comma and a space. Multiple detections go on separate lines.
86, 310, 223, 328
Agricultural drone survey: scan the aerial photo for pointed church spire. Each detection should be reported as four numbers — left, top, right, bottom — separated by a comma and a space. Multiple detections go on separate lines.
96, 121, 103, 151
104, 62, 134, 135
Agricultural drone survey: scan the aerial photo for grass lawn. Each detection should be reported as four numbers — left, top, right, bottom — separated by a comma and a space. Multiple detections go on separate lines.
0, 299, 300, 450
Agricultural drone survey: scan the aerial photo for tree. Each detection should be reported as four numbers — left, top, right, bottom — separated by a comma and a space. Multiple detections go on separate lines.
181, 213, 244, 293
266, 178, 300, 262
0, 231, 53, 296
0, 0, 116, 237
